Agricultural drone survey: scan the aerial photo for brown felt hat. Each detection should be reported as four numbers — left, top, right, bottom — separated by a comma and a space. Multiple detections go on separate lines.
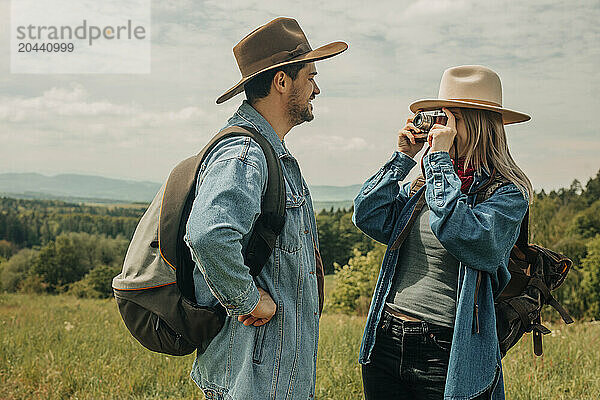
216, 17, 348, 104
409, 65, 531, 125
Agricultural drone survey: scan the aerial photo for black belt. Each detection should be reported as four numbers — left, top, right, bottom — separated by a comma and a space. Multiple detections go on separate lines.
380, 309, 453, 338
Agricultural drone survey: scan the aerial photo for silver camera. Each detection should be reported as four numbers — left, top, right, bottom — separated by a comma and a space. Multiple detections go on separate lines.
412, 110, 448, 142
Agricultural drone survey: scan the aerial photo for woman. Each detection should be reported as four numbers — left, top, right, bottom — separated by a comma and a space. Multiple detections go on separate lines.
353, 65, 532, 400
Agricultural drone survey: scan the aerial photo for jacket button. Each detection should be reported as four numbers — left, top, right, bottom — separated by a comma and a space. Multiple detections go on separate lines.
309, 271, 315, 275
304, 229, 309, 234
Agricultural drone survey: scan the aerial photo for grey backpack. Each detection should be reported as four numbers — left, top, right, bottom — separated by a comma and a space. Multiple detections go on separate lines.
112, 126, 285, 356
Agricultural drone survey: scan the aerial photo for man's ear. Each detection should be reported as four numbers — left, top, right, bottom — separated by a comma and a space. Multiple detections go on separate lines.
272, 71, 288, 95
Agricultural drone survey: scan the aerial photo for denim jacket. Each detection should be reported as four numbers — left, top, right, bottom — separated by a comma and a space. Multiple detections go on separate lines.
353, 151, 528, 400
184, 101, 321, 400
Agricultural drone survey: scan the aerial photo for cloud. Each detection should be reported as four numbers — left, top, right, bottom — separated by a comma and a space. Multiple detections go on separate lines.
0, 0, 598, 189
0, 84, 207, 125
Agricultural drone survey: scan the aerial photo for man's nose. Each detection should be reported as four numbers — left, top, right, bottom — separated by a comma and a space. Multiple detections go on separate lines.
313, 80, 320, 96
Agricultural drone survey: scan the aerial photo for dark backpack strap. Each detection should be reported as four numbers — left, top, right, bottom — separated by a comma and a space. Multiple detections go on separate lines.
470, 171, 528, 335
226, 127, 286, 276
473, 171, 529, 249
409, 174, 426, 197
159, 126, 285, 301
390, 175, 426, 251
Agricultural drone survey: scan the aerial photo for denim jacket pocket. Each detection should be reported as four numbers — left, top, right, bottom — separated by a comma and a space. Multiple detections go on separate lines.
275, 192, 304, 253
252, 324, 267, 364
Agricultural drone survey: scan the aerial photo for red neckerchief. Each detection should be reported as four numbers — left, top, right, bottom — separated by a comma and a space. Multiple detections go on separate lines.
453, 157, 475, 194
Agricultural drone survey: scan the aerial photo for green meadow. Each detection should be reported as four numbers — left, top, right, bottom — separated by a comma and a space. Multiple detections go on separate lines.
1, 281, 599, 400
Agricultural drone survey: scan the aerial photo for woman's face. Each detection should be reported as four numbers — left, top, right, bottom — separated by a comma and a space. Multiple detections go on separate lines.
449, 108, 468, 158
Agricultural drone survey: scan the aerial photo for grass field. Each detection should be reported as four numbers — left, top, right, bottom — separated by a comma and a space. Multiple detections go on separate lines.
1, 290, 599, 399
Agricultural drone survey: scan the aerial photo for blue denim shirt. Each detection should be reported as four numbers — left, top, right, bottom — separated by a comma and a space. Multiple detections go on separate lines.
353, 151, 528, 400
184, 101, 321, 400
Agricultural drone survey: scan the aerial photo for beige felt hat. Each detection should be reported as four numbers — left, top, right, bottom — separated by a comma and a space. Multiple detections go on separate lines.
216, 17, 348, 104
409, 65, 530, 125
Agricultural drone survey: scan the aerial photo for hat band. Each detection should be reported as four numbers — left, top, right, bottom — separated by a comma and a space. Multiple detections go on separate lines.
270, 42, 312, 64
241, 42, 312, 78
448, 98, 502, 107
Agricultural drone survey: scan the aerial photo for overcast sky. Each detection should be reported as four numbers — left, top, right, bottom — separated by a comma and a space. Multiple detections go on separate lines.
1, 0, 598, 191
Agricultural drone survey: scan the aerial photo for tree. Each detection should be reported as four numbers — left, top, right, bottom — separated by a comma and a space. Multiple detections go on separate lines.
33, 233, 98, 291
579, 235, 600, 320
329, 245, 386, 315
316, 208, 375, 275
583, 170, 600, 206
0, 240, 17, 259
69, 264, 120, 298
569, 200, 600, 239
0, 248, 39, 292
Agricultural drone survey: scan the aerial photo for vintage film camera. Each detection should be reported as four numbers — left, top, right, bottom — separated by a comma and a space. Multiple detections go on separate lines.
412, 110, 448, 142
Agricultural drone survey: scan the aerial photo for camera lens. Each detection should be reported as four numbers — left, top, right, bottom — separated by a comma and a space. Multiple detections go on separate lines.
413, 113, 423, 127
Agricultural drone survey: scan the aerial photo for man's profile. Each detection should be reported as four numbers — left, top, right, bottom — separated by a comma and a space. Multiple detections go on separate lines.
185, 17, 347, 400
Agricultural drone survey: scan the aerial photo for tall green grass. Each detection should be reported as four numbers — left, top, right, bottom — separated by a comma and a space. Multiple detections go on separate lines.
1, 293, 598, 399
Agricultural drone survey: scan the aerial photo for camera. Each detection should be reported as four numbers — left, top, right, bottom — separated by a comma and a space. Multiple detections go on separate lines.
412, 110, 448, 142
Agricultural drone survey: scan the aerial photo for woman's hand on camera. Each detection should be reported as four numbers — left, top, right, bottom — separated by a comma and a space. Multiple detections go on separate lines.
398, 119, 427, 158
428, 108, 456, 153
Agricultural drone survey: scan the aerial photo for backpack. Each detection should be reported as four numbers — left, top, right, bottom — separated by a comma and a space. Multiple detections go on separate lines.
391, 172, 574, 357
112, 126, 285, 356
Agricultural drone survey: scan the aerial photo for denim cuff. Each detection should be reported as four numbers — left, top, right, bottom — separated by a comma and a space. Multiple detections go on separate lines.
423, 151, 462, 207
423, 151, 453, 173
222, 280, 260, 317
385, 151, 417, 178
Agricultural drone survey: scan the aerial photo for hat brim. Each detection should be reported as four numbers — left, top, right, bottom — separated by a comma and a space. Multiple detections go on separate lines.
409, 99, 531, 125
216, 41, 348, 104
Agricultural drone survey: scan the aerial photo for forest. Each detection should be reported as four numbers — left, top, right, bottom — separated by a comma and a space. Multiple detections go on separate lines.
1, 169, 599, 320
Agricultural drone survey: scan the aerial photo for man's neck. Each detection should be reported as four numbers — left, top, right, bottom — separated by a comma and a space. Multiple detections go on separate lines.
250, 100, 292, 141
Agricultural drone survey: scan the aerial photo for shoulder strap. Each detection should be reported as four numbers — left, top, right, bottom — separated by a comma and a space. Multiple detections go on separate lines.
390, 175, 426, 251
218, 126, 286, 222
409, 174, 426, 197
159, 126, 285, 301
473, 172, 529, 249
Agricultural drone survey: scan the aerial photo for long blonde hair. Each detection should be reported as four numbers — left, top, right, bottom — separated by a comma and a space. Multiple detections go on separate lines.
459, 108, 533, 203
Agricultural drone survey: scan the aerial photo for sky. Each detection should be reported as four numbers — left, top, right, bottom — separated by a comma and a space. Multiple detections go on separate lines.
1, 0, 599, 191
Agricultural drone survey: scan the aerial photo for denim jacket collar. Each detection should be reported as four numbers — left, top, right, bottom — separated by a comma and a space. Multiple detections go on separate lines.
229, 101, 293, 160
473, 166, 491, 187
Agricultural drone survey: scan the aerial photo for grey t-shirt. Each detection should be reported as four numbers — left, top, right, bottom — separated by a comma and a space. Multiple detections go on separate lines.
386, 203, 459, 328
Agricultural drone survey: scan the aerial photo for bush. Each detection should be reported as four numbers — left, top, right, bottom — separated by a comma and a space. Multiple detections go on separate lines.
0, 240, 17, 259
18, 274, 47, 294
32, 232, 128, 293
0, 248, 39, 292
569, 200, 600, 239
69, 264, 120, 298
329, 245, 386, 315
316, 209, 375, 275
68, 279, 100, 299
87, 264, 120, 297
579, 235, 600, 320
553, 235, 589, 266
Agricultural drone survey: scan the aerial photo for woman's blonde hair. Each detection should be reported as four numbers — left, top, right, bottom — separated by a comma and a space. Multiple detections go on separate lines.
458, 108, 533, 203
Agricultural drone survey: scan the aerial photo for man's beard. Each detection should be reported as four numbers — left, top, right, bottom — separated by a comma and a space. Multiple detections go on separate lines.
286, 86, 313, 126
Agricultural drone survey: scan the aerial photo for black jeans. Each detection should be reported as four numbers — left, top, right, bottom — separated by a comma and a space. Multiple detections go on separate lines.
362, 310, 454, 400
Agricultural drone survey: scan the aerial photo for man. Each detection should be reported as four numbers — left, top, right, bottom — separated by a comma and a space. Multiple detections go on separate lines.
184, 17, 347, 400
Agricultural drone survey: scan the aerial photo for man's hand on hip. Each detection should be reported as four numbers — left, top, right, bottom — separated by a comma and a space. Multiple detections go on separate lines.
238, 286, 276, 327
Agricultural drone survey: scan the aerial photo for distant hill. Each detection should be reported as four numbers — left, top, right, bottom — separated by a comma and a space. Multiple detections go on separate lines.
309, 185, 362, 202
0, 173, 362, 205
0, 173, 160, 203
